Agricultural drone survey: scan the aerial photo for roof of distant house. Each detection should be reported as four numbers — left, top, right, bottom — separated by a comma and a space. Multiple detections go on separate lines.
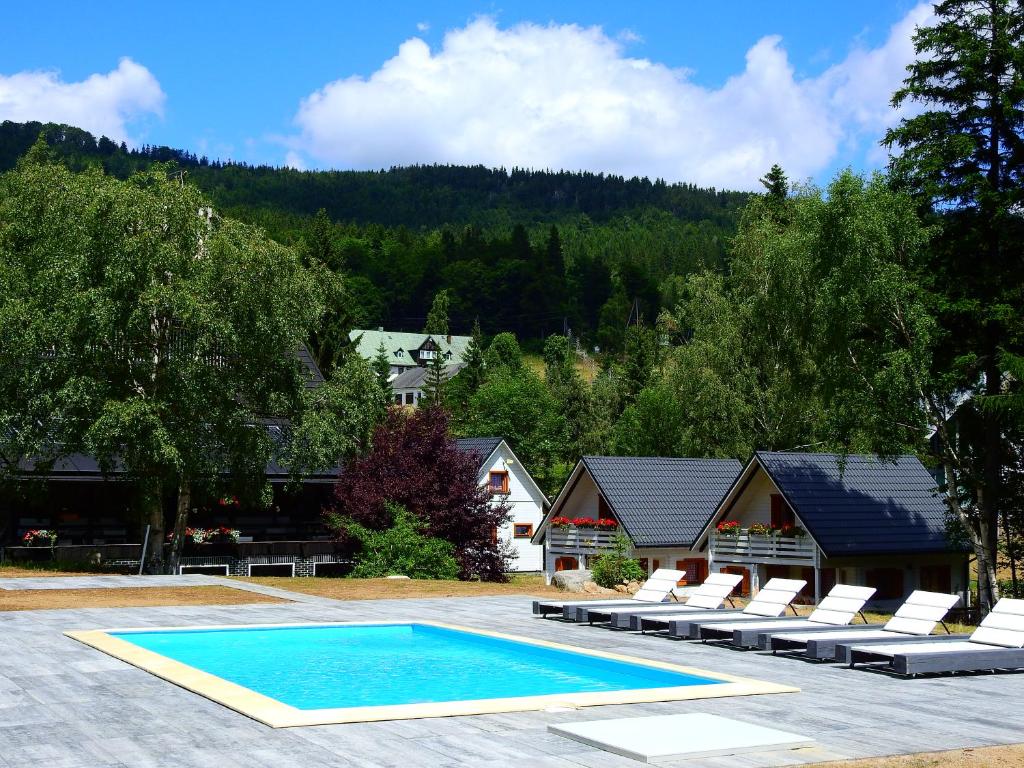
744, 451, 961, 556
391, 363, 465, 390
349, 329, 472, 368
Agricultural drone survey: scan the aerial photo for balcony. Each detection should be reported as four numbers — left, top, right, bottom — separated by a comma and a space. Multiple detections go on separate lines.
547, 528, 619, 553
710, 533, 816, 565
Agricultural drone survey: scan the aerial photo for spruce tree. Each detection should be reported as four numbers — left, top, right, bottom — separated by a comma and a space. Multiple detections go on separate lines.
462, 318, 486, 394
423, 290, 450, 336
420, 347, 448, 409
372, 342, 392, 392
884, 0, 1024, 611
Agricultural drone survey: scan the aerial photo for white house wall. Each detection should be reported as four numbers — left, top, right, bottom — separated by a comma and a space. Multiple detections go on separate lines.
480, 445, 546, 572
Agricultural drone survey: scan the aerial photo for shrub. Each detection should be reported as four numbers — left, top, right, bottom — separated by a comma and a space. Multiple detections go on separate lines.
998, 578, 1024, 599
328, 407, 512, 580
340, 503, 460, 580
590, 533, 645, 588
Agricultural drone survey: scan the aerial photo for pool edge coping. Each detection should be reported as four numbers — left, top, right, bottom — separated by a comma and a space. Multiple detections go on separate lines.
64, 621, 800, 727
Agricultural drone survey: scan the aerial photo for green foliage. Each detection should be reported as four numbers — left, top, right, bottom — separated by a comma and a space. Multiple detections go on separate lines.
455, 366, 564, 495
372, 342, 391, 392
282, 354, 388, 480
0, 150, 347, 571
485, 332, 523, 372
883, 0, 1024, 610
424, 289, 450, 336
420, 349, 448, 409
589, 533, 645, 588
0, 121, 749, 348
461, 318, 486, 394
340, 503, 460, 580
759, 164, 788, 202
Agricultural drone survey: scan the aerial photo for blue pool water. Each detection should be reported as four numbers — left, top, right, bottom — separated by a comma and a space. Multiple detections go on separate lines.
113, 624, 721, 710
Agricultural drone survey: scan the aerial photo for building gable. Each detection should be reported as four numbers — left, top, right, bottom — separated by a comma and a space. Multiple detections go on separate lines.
699, 451, 962, 557
536, 456, 742, 549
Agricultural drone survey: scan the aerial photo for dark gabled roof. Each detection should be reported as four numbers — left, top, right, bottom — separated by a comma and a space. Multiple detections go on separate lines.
391, 363, 464, 390
295, 344, 325, 389
455, 437, 503, 467
756, 451, 961, 556
583, 456, 743, 548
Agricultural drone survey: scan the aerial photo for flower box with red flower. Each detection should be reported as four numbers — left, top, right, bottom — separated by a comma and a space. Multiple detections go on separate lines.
551, 516, 572, 530
596, 518, 618, 530
715, 520, 741, 537
572, 517, 597, 529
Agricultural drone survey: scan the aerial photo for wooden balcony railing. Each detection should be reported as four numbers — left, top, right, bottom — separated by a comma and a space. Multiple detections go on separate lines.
547, 528, 619, 553
710, 532, 816, 562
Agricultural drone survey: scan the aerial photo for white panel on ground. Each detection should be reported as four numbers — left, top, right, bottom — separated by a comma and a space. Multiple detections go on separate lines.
549, 712, 815, 764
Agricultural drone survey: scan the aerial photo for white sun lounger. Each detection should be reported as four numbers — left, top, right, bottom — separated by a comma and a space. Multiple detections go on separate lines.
634, 578, 807, 636
760, 590, 962, 659
531, 569, 686, 620
583, 573, 744, 627
840, 597, 1024, 676
694, 584, 877, 647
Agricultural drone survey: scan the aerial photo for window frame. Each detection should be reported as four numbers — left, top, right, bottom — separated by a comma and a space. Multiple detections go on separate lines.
513, 523, 533, 539
488, 470, 510, 495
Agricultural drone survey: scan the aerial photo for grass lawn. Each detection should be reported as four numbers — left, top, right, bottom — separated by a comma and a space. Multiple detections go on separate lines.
0, 586, 288, 611
234, 573, 572, 600
815, 744, 1024, 768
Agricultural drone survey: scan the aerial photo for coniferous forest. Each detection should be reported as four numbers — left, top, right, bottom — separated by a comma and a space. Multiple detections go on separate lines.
0, 120, 746, 346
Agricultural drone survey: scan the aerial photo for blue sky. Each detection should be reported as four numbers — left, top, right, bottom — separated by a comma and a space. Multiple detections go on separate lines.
1, 1, 930, 190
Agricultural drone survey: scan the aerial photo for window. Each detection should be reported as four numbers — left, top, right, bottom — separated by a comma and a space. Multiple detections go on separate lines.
404, 392, 414, 405
419, 349, 436, 360
554, 556, 578, 572
393, 394, 403, 405
444, 351, 452, 359
394, 349, 404, 357
513, 523, 533, 538
488, 471, 509, 494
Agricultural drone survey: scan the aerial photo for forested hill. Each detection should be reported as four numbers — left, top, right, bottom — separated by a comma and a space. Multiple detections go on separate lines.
0, 121, 747, 229
1, 120, 751, 346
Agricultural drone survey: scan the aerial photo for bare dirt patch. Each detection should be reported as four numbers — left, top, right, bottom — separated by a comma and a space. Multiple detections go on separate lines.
0, 586, 287, 611
813, 744, 1024, 768
234, 574, 590, 601
0, 565, 111, 578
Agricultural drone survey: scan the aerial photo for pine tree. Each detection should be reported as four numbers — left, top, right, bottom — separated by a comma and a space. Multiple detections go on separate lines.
420, 348, 448, 409
423, 290, 450, 336
759, 164, 788, 201
462, 318, 486, 394
372, 342, 391, 392
883, 0, 1024, 612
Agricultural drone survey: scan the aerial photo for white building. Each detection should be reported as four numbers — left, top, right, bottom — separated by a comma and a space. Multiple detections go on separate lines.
349, 329, 472, 377
456, 437, 549, 572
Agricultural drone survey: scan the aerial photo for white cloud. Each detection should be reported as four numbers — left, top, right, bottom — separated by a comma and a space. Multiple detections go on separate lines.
292, 8, 932, 189
417, 21, 430, 33
0, 58, 164, 144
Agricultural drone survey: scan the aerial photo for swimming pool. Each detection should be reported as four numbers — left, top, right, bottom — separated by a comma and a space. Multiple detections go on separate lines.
67, 622, 798, 726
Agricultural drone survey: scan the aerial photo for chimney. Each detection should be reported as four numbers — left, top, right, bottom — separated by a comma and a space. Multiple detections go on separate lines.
447, 334, 453, 344
378, 326, 384, 332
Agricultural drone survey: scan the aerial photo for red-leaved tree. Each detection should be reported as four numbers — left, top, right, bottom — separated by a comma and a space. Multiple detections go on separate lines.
328, 407, 513, 581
